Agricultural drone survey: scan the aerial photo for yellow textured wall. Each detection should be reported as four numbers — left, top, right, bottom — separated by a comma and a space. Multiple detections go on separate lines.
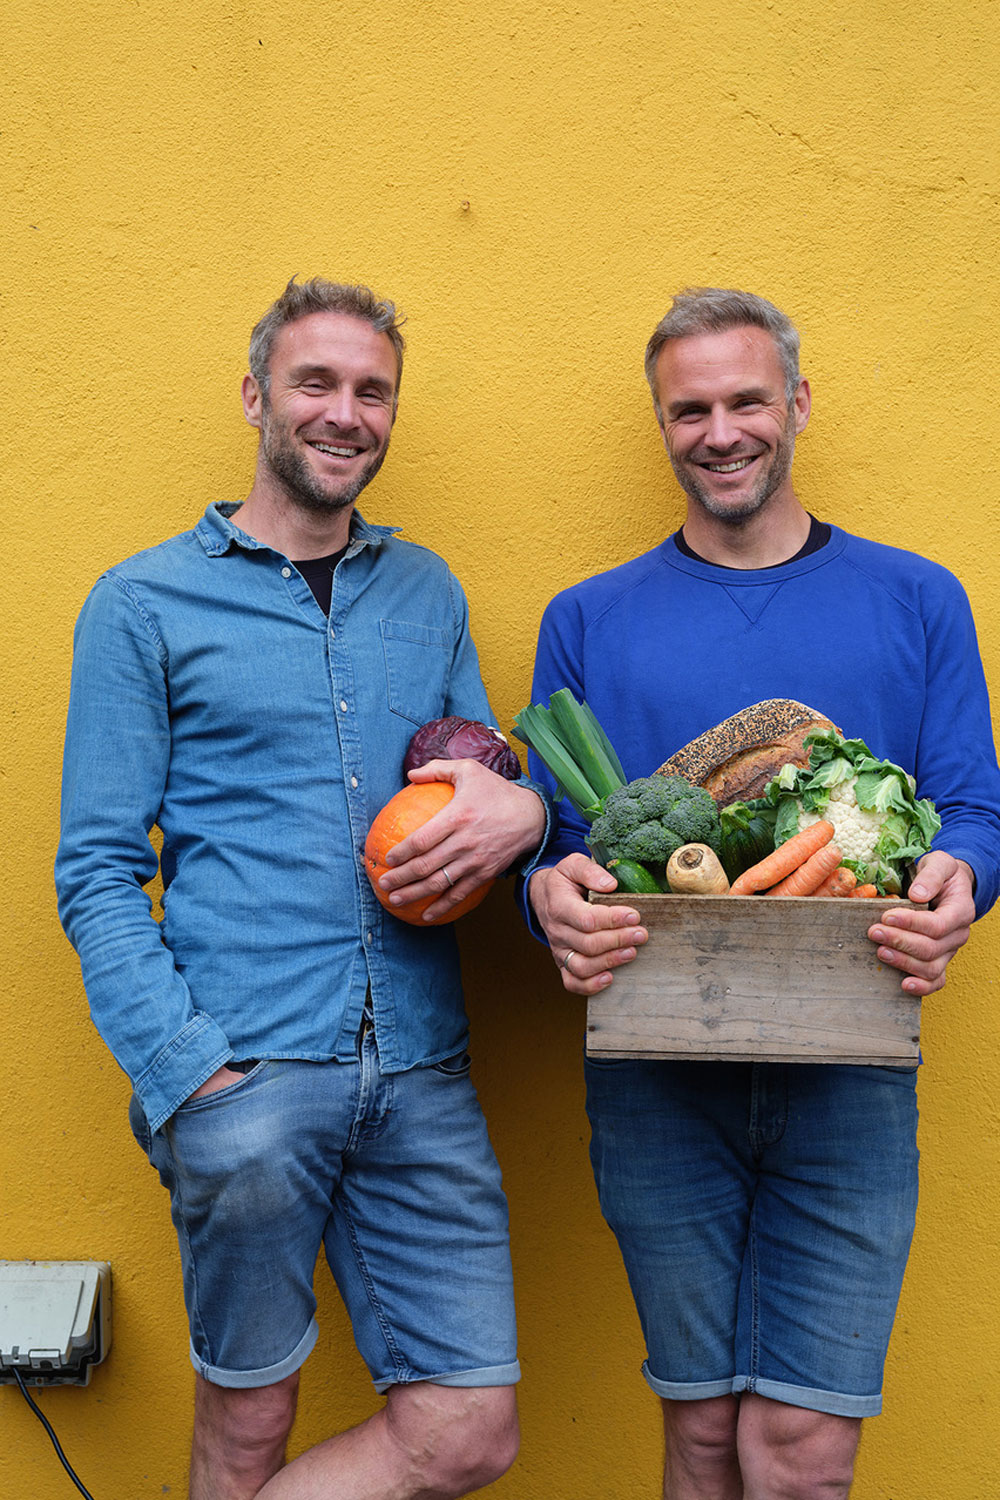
3, 2, 999, 1495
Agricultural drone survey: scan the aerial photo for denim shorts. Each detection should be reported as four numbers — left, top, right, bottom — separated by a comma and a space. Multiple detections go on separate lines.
129, 1031, 519, 1391
585, 1058, 919, 1418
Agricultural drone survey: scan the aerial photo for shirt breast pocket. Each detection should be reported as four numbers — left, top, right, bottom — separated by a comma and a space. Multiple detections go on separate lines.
380, 618, 452, 726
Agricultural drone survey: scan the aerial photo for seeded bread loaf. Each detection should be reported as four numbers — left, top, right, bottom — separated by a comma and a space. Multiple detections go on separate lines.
656, 700, 838, 807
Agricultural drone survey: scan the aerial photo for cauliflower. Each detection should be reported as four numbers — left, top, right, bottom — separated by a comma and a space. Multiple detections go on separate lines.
797, 783, 887, 863
767, 731, 940, 895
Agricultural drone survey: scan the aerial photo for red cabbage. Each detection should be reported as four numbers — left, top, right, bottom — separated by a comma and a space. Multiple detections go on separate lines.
403, 717, 522, 780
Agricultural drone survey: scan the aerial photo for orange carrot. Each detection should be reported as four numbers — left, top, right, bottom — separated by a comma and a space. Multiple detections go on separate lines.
814, 866, 858, 898
730, 820, 835, 896
851, 884, 880, 898
768, 842, 843, 896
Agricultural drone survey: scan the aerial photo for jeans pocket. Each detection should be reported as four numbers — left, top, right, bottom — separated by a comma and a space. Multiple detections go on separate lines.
432, 1050, 473, 1077
174, 1061, 267, 1115
128, 1091, 153, 1156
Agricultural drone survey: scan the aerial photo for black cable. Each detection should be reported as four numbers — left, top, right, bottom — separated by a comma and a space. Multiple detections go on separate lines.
11, 1365, 95, 1499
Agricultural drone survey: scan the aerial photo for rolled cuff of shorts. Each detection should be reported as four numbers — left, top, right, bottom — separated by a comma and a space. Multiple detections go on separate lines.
732, 1375, 882, 1419
642, 1362, 882, 1419
373, 1358, 521, 1395
642, 1363, 735, 1402
190, 1316, 319, 1388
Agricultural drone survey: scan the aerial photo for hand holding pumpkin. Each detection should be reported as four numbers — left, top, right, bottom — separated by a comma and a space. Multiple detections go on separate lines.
366, 780, 495, 926
367, 758, 547, 925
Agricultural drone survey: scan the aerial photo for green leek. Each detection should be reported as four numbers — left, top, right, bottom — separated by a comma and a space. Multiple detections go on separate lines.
512, 689, 627, 822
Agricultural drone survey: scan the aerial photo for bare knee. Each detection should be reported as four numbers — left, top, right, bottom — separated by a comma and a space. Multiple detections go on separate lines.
384, 1383, 519, 1497
663, 1395, 741, 1493
738, 1395, 861, 1500
665, 1393, 740, 1457
194, 1370, 299, 1478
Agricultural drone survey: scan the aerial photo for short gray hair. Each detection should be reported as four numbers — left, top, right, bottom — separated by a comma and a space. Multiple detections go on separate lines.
644, 288, 801, 416
249, 276, 406, 400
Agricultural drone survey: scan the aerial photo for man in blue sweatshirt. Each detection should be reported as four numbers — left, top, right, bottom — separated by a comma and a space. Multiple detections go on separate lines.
524, 289, 1000, 1499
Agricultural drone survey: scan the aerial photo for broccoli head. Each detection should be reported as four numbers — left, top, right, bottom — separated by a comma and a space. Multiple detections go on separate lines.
587, 775, 722, 867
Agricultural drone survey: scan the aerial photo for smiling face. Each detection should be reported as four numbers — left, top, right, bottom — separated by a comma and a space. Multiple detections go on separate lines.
243, 311, 399, 518
653, 325, 810, 527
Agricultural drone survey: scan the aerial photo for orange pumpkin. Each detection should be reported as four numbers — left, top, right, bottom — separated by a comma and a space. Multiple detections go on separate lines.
364, 781, 494, 926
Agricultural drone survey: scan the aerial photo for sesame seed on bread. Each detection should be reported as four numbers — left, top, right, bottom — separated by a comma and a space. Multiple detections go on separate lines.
656, 700, 839, 807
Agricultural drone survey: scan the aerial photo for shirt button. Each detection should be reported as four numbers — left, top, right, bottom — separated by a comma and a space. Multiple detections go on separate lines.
366, 931, 373, 944
351, 775, 359, 789
281, 566, 292, 578
329, 628, 336, 640
340, 699, 348, 712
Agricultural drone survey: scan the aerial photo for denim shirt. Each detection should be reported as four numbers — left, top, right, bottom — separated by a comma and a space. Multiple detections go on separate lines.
56, 502, 545, 1132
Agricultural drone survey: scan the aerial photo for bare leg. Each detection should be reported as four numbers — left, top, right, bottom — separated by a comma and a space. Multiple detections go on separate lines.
661, 1395, 743, 1500
191, 1377, 517, 1500
190, 1372, 299, 1500
256, 1382, 517, 1500
737, 1394, 861, 1500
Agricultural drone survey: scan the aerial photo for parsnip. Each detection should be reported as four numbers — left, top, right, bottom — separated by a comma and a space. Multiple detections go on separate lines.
666, 843, 731, 895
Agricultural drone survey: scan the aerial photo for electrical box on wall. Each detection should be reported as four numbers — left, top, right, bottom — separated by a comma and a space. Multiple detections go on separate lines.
0, 1261, 111, 1386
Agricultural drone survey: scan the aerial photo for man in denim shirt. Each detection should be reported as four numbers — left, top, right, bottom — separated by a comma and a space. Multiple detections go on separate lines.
56, 278, 547, 1499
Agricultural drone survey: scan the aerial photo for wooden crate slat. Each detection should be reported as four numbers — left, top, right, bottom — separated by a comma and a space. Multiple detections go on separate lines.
586, 894, 921, 1065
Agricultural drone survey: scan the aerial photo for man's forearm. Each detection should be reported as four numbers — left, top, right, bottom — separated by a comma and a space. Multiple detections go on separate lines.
56, 853, 233, 1127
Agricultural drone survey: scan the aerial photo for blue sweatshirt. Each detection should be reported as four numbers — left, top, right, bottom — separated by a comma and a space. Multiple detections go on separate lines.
526, 526, 1000, 921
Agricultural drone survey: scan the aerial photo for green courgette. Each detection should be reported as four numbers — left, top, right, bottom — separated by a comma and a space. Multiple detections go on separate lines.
718, 799, 778, 883
606, 858, 666, 894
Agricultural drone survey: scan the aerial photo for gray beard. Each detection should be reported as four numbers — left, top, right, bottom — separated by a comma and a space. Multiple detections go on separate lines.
671, 439, 795, 527
678, 473, 773, 525
262, 427, 387, 516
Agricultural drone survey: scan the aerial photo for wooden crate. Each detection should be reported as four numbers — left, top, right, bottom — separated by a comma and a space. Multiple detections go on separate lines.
586, 894, 921, 1065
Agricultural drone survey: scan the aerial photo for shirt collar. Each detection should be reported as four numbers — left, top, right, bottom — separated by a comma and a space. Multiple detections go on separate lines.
195, 501, 400, 558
